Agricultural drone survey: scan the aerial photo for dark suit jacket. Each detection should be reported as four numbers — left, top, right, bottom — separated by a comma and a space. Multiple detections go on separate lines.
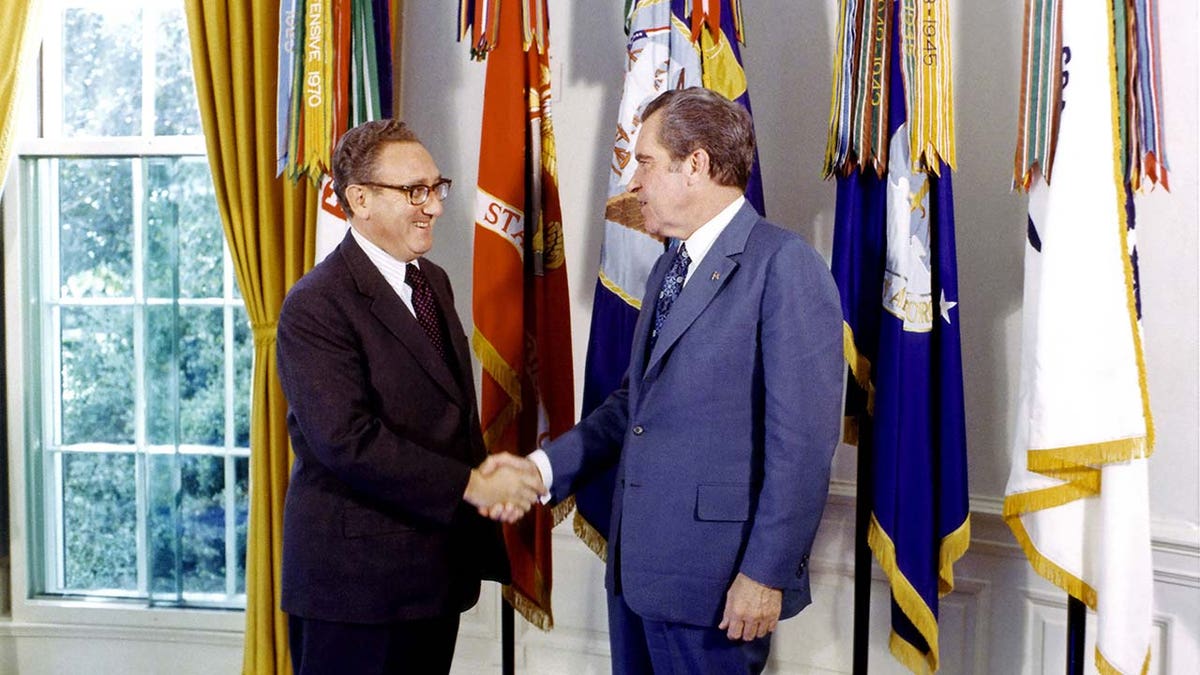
276, 231, 509, 624
545, 202, 843, 628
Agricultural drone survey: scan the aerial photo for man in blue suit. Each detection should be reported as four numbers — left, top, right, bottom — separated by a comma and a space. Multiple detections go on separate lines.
497, 87, 844, 673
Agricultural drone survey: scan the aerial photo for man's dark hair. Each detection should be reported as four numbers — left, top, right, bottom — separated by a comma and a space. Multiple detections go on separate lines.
331, 119, 421, 217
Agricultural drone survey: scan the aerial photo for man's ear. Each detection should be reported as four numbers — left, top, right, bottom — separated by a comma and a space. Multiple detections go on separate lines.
344, 184, 370, 218
686, 148, 711, 185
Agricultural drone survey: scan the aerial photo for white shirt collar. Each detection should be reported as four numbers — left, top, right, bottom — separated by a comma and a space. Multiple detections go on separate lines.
349, 226, 418, 315
679, 195, 745, 285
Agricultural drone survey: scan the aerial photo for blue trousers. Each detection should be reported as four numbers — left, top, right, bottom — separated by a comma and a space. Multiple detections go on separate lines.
607, 589, 772, 674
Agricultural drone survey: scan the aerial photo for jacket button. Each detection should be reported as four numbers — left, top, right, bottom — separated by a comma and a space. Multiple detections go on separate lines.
632, 425, 644, 436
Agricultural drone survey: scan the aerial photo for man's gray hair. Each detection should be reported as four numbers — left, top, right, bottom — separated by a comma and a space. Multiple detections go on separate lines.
641, 87, 756, 189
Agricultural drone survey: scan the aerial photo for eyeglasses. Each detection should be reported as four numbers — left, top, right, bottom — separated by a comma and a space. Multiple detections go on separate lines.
360, 178, 452, 206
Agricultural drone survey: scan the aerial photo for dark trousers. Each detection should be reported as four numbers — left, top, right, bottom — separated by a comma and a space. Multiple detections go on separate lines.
607, 589, 772, 675
288, 613, 461, 675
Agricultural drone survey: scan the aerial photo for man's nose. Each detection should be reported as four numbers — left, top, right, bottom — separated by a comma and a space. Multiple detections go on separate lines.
424, 195, 445, 216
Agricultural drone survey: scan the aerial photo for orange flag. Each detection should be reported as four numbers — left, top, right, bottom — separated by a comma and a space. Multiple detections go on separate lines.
469, 0, 574, 630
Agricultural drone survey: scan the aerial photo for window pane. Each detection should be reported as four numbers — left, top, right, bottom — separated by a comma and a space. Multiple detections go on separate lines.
61, 306, 135, 445
180, 455, 227, 593
235, 456, 248, 594
59, 158, 134, 299
145, 157, 222, 298
148, 454, 227, 596
144, 305, 177, 446
154, 7, 202, 136
234, 311, 252, 447
147, 453, 178, 597
143, 163, 179, 300
177, 160, 223, 297
61, 8, 143, 137
62, 451, 137, 591
179, 306, 225, 446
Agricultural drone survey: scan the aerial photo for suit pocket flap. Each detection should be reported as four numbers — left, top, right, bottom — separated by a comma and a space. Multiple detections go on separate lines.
695, 483, 750, 522
342, 504, 415, 538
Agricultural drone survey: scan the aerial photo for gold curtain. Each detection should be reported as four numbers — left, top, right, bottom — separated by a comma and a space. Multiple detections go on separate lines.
0, 0, 40, 193
183, 2, 317, 673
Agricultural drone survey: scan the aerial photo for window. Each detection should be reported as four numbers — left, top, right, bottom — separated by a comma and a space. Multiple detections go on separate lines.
17, 0, 250, 608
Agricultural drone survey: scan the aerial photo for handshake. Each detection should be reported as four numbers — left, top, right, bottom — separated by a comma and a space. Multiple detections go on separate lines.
463, 453, 548, 523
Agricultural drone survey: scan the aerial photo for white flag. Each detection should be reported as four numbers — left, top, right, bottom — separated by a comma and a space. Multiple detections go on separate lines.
315, 174, 349, 264
1004, 1, 1154, 674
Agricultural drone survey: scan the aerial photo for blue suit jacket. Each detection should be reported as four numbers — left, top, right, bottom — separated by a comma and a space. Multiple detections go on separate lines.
546, 202, 843, 627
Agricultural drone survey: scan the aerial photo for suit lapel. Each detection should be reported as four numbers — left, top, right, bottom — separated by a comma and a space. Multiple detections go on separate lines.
644, 202, 758, 375
630, 248, 671, 383
339, 234, 466, 405
425, 262, 477, 400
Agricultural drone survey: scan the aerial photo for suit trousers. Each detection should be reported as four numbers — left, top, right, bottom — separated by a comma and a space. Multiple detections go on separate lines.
607, 589, 772, 675
288, 612, 460, 675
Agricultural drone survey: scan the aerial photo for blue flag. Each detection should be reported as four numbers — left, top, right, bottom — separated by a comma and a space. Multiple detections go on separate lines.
831, 18, 969, 673
574, 0, 764, 555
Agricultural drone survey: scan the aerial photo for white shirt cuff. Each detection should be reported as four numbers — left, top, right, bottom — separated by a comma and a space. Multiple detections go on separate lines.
528, 449, 553, 504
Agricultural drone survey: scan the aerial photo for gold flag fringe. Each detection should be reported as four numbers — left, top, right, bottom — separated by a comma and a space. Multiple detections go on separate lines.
551, 495, 575, 528
867, 510, 974, 674
598, 269, 644, 311
572, 511, 609, 562
890, 630, 935, 675
502, 584, 553, 631
1097, 647, 1151, 675
1005, 513, 1097, 609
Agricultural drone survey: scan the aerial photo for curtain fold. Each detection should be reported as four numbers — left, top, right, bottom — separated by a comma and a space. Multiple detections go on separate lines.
184, 2, 317, 673
0, 0, 41, 194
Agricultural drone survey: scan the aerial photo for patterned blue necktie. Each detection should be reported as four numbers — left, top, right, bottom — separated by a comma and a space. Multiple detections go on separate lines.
649, 242, 690, 353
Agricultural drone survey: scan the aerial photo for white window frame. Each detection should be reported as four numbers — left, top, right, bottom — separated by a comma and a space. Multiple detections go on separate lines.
3, 0, 245, 634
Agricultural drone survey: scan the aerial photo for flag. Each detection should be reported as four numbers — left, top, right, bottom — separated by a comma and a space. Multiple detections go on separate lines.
827, 1, 969, 672
463, 0, 575, 630
276, 0, 396, 262
1004, 1, 1158, 673
573, 0, 766, 557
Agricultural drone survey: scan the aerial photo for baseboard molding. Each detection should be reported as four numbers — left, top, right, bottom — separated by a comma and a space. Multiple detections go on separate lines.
0, 620, 243, 647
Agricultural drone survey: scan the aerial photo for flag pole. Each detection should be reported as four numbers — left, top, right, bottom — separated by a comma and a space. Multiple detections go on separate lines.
1066, 596, 1085, 675
852, 439, 871, 674
502, 599, 515, 675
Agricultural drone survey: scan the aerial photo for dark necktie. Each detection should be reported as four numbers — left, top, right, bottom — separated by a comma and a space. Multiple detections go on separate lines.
405, 263, 450, 361
649, 242, 691, 353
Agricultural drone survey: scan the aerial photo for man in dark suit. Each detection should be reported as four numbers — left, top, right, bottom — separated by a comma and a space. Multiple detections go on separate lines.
276, 119, 544, 675
493, 87, 844, 673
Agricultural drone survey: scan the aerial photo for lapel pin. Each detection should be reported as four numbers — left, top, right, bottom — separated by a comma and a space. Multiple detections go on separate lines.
711, 271, 721, 281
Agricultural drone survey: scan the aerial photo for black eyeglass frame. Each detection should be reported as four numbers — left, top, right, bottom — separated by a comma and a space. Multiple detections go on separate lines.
359, 178, 453, 206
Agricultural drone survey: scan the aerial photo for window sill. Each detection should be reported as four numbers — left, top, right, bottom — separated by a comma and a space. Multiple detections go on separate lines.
6, 596, 245, 635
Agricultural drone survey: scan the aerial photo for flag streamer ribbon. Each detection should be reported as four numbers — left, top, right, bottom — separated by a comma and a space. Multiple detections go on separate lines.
898, 0, 954, 173
825, 0, 953, 178
277, 0, 393, 184
1013, 0, 1168, 192
1013, 0, 1063, 190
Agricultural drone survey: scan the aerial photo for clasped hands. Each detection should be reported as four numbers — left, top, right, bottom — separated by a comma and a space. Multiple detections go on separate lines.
463, 453, 547, 523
